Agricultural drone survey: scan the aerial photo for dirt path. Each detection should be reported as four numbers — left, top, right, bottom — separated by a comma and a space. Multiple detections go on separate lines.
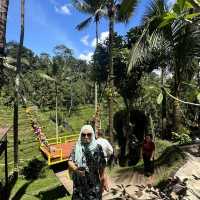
175, 153, 200, 200
51, 145, 200, 199
103, 150, 200, 200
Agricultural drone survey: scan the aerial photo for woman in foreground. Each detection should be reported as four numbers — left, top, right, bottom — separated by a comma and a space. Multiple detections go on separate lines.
68, 125, 108, 200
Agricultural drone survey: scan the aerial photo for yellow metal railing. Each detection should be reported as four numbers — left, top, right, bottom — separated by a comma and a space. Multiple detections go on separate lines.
40, 134, 79, 165
45, 134, 79, 145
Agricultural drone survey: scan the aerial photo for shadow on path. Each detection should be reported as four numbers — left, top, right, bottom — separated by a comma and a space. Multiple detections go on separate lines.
35, 185, 68, 200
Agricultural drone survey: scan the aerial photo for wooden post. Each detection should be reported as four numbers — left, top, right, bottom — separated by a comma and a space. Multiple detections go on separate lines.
4, 135, 8, 200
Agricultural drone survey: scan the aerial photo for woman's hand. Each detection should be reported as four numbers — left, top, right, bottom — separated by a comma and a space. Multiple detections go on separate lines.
101, 175, 109, 192
76, 169, 85, 176
150, 157, 154, 161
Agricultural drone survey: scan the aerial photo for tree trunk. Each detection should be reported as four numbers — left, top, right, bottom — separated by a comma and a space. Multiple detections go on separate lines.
94, 19, 99, 132
13, 0, 25, 175
0, 0, 9, 54
173, 66, 182, 132
68, 80, 73, 117
161, 67, 167, 138
108, 0, 114, 144
55, 81, 58, 143
0, 0, 9, 89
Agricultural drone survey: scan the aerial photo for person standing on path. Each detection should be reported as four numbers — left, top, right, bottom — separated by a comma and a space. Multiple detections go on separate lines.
68, 125, 108, 200
141, 134, 155, 177
96, 129, 114, 165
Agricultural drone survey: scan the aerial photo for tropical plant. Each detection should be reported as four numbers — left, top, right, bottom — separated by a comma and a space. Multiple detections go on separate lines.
125, 0, 200, 133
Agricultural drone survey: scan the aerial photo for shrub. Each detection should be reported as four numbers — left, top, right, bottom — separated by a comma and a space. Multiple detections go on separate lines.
172, 130, 192, 145
49, 111, 63, 126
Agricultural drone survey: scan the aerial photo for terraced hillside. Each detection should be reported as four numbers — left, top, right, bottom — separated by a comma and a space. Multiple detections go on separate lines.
0, 105, 98, 199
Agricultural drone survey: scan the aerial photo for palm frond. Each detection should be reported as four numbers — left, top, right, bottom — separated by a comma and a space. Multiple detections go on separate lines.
72, 0, 93, 14
95, 8, 107, 18
72, 0, 104, 14
119, 0, 140, 22
143, 0, 167, 22
171, 19, 200, 79
187, 0, 200, 8
76, 16, 93, 30
128, 30, 171, 73
127, 23, 151, 73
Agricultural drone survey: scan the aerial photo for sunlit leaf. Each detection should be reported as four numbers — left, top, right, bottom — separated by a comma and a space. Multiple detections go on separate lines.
39, 73, 55, 82
21, 58, 30, 65
197, 93, 200, 103
157, 92, 163, 104
6, 56, 16, 63
185, 12, 200, 19
178, 0, 186, 10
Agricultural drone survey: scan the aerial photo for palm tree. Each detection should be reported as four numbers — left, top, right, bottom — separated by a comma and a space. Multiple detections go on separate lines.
73, 0, 140, 141
106, 0, 140, 143
73, 0, 105, 123
73, 0, 105, 43
13, 0, 25, 175
127, 0, 200, 132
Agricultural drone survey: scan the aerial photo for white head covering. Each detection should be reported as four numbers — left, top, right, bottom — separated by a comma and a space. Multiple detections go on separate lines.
75, 125, 97, 167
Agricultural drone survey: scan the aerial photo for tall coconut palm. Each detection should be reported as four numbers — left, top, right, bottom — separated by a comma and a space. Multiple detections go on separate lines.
73, 0, 140, 141
13, 0, 25, 175
106, 0, 140, 143
73, 0, 105, 117
127, 0, 200, 132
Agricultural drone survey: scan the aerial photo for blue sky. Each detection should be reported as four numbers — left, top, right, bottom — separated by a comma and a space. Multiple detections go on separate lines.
6, 0, 151, 62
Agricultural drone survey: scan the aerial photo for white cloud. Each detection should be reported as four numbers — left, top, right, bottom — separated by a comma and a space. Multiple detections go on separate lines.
79, 52, 93, 63
55, 4, 71, 15
91, 31, 109, 48
91, 38, 97, 48
81, 35, 89, 46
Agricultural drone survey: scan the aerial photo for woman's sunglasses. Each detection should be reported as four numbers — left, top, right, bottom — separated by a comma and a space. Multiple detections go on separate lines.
81, 133, 92, 137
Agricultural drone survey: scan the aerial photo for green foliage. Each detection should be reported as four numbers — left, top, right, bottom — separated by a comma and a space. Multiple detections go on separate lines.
172, 127, 192, 144
49, 111, 66, 127
92, 44, 108, 83
1, 42, 93, 110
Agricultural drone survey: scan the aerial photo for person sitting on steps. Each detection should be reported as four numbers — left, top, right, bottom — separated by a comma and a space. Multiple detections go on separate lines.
31, 121, 48, 148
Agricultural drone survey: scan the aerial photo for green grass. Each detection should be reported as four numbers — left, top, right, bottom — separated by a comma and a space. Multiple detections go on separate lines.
9, 176, 70, 200
0, 102, 119, 199
0, 101, 125, 199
